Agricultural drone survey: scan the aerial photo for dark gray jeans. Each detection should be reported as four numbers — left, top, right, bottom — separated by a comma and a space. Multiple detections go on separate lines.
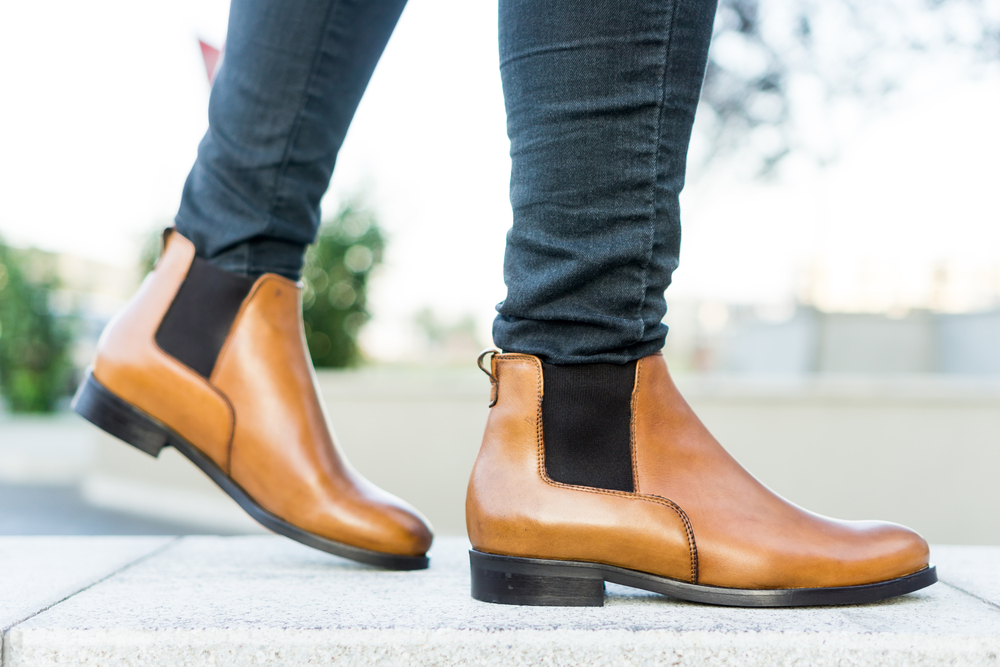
175, 0, 718, 364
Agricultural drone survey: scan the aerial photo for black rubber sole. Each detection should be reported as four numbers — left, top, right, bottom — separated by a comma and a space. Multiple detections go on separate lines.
470, 550, 937, 607
71, 370, 429, 571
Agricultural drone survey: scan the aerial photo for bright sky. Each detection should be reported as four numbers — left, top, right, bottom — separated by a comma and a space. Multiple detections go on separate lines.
1, 1, 998, 359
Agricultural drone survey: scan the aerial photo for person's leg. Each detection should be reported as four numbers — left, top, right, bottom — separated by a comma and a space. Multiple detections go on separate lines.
466, 0, 933, 606
493, 0, 715, 364
175, 0, 406, 280
75, 0, 433, 570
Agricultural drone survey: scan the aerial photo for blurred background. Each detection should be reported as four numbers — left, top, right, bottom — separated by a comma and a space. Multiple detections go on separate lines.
0, 0, 998, 543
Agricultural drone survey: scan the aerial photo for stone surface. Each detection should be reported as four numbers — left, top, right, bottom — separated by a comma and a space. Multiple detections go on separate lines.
933, 545, 1000, 607
0, 537, 172, 660
0, 537, 172, 630
5, 536, 1000, 666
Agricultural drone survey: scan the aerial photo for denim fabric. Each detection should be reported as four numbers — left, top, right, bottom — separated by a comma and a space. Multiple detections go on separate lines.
175, 0, 407, 280
492, 0, 717, 364
175, 0, 716, 363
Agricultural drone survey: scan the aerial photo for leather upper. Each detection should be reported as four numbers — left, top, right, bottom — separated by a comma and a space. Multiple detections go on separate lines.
466, 352, 930, 589
93, 232, 234, 466
466, 354, 694, 583
93, 230, 432, 557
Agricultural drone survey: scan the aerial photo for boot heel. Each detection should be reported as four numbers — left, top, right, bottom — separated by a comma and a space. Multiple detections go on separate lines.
72, 371, 169, 458
469, 550, 605, 607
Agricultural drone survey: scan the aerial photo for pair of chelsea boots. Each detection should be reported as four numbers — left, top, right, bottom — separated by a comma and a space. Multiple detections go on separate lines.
73, 229, 935, 606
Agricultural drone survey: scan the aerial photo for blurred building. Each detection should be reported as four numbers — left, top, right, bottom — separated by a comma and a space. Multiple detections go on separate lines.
664, 257, 1000, 376
664, 303, 1000, 376
721, 307, 1000, 375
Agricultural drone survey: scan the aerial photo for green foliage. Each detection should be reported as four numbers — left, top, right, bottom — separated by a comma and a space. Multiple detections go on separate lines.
139, 229, 164, 278
0, 241, 74, 412
301, 205, 385, 368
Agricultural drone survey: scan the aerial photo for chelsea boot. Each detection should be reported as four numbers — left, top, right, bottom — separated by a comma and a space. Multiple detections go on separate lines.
73, 229, 432, 569
466, 352, 935, 605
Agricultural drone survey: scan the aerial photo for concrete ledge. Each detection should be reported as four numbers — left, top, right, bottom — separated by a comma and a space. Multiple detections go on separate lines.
4, 537, 999, 666
9, 629, 1000, 667
0, 537, 172, 663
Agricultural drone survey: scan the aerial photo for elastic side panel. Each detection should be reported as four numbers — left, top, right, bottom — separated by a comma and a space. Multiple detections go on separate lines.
155, 258, 256, 378
541, 361, 636, 492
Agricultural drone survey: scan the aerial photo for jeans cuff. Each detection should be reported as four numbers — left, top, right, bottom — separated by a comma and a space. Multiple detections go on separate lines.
209, 239, 305, 281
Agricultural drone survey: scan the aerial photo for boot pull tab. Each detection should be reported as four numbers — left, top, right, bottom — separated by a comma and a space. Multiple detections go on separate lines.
477, 348, 499, 407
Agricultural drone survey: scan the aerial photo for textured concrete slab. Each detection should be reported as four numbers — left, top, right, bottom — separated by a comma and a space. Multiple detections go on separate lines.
0, 537, 172, 661
6, 536, 1000, 666
933, 545, 1000, 607
0, 537, 172, 630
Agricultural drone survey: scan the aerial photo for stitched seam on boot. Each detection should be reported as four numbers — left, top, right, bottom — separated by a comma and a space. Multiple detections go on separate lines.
209, 277, 265, 476
209, 275, 296, 476
150, 335, 236, 476
628, 359, 699, 584
648, 494, 699, 584
503, 353, 698, 584
630, 358, 643, 494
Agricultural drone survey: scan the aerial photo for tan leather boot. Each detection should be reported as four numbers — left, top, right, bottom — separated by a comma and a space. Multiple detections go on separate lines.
73, 230, 432, 569
466, 352, 935, 605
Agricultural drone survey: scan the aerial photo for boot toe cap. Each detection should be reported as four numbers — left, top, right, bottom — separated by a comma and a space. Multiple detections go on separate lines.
372, 499, 434, 557
862, 520, 930, 582
310, 484, 434, 558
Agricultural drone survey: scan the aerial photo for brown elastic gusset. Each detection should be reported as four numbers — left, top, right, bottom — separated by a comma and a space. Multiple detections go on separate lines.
541, 361, 637, 493
154, 257, 256, 378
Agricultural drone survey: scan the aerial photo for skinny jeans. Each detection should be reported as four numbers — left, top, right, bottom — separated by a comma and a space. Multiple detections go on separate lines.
175, 0, 718, 364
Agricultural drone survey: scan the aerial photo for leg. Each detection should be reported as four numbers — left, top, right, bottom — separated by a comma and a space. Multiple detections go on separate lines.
493, 0, 716, 364
467, 0, 933, 605
176, 0, 406, 280
75, 0, 433, 569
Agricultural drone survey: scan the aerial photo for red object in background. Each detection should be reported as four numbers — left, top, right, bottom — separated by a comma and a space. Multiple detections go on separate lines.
199, 40, 224, 85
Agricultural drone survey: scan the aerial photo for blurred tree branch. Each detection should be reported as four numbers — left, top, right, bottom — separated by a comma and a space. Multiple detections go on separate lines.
700, 0, 1000, 173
